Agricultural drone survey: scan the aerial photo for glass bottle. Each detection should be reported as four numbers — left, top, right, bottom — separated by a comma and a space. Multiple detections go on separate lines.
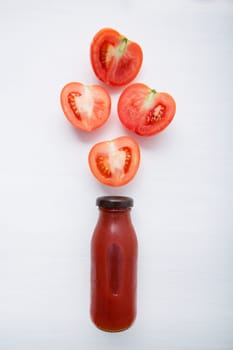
90, 196, 138, 332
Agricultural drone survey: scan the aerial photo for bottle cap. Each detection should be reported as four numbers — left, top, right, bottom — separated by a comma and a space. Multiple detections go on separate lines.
96, 196, 133, 209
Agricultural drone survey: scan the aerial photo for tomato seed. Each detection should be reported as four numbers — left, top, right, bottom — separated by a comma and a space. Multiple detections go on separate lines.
145, 104, 165, 124
99, 43, 111, 69
119, 147, 132, 173
96, 156, 112, 178
68, 92, 81, 120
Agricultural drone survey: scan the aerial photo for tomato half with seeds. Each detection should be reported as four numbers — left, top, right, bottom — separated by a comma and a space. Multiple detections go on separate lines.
90, 28, 143, 86
118, 83, 176, 136
88, 136, 140, 187
60, 82, 111, 131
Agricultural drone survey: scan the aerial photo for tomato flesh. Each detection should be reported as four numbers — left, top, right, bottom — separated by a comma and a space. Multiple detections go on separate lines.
90, 28, 143, 86
60, 82, 111, 131
117, 83, 176, 136
88, 136, 140, 187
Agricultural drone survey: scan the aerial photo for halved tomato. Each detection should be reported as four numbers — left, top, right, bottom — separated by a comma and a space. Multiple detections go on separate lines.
118, 83, 176, 136
90, 28, 143, 86
88, 136, 140, 187
60, 82, 111, 131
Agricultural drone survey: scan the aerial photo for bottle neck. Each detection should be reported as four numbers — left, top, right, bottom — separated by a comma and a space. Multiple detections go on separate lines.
99, 207, 131, 214
98, 207, 132, 224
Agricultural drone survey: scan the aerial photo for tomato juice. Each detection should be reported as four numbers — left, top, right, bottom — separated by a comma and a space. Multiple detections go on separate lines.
90, 196, 138, 332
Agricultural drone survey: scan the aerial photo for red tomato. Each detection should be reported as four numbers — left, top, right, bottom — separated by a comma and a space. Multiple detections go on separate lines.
88, 136, 140, 187
90, 28, 143, 86
60, 82, 111, 131
118, 83, 176, 136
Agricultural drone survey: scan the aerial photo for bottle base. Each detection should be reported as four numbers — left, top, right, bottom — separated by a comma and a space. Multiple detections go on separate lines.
94, 324, 133, 333
91, 315, 136, 333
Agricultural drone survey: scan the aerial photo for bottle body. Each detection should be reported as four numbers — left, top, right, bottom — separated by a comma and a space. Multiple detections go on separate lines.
90, 197, 138, 332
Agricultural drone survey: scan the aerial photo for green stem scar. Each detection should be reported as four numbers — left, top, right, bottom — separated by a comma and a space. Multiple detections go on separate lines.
147, 89, 157, 103
119, 38, 128, 53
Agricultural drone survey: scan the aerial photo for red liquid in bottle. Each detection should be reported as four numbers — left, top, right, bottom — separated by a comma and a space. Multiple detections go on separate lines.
90, 196, 138, 332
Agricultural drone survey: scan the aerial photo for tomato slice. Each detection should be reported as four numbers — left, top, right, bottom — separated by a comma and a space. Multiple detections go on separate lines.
88, 136, 140, 187
117, 83, 176, 136
90, 28, 143, 86
60, 82, 111, 131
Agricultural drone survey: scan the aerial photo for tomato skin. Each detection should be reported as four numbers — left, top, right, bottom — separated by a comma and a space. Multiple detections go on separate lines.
60, 82, 111, 131
90, 28, 143, 86
88, 136, 140, 187
117, 83, 176, 136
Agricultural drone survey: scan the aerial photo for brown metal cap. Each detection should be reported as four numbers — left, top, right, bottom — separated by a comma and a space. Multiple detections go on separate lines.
96, 196, 133, 209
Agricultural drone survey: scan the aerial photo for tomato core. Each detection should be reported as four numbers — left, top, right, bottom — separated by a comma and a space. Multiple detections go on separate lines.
95, 146, 132, 180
